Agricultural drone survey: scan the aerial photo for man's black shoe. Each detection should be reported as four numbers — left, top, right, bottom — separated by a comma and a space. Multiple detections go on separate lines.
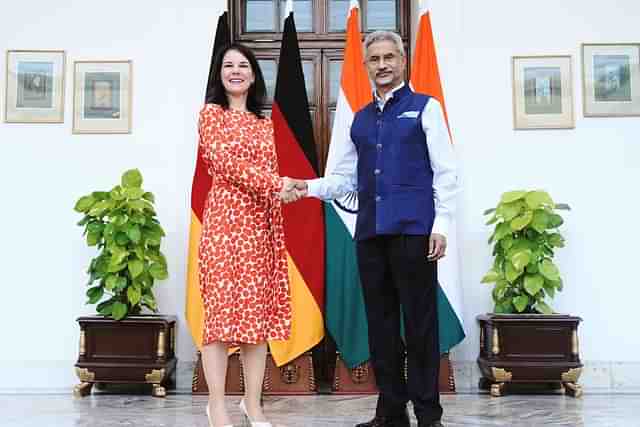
418, 421, 444, 427
355, 410, 410, 427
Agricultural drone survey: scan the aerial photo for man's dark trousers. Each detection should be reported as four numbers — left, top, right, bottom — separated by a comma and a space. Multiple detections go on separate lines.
357, 234, 443, 424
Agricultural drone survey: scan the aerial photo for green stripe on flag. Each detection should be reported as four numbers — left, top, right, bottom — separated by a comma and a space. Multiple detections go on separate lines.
324, 203, 370, 369
437, 284, 465, 354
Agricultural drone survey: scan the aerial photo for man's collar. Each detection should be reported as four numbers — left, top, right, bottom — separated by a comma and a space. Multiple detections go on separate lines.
374, 82, 406, 104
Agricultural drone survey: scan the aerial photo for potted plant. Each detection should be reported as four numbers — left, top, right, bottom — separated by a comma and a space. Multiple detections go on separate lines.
72, 169, 177, 398
476, 190, 583, 397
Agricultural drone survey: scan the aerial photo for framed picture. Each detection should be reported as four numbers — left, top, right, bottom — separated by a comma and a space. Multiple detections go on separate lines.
582, 43, 640, 117
512, 55, 574, 129
4, 50, 66, 123
73, 60, 132, 134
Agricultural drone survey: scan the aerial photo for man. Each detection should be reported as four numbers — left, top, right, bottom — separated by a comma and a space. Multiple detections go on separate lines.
285, 30, 458, 427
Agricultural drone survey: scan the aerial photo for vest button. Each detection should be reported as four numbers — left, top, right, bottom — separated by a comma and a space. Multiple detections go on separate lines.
376, 144, 382, 151
375, 195, 381, 202
374, 169, 381, 175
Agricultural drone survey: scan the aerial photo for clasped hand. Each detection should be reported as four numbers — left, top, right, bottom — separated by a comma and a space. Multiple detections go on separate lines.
278, 177, 308, 203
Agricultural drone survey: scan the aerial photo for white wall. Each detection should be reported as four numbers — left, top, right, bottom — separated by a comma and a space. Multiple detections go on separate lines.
1, 0, 638, 391
421, 0, 640, 363
0, 0, 226, 390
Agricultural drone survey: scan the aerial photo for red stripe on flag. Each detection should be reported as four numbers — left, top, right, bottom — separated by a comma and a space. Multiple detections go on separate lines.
272, 103, 325, 311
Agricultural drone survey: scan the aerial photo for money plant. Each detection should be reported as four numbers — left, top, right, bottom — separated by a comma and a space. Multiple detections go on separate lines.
74, 169, 168, 320
481, 190, 570, 314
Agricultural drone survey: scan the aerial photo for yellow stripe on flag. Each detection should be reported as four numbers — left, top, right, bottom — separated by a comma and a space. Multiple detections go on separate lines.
269, 254, 324, 367
185, 211, 204, 348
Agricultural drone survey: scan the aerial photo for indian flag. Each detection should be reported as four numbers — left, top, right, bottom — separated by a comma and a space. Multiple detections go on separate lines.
324, 0, 373, 369
411, 0, 465, 353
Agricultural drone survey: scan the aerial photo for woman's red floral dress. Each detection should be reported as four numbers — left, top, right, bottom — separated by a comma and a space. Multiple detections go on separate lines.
197, 103, 291, 346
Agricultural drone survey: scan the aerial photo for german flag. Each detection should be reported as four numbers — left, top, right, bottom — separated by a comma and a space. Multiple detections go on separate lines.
185, 11, 230, 348
268, 3, 325, 366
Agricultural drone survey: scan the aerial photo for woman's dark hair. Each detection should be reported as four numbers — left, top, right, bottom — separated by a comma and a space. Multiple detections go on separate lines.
205, 43, 267, 119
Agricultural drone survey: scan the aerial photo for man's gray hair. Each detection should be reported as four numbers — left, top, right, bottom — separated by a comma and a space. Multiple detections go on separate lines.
363, 31, 405, 57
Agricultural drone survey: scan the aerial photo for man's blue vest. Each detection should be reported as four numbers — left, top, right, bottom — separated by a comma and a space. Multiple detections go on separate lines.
350, 84, 435, 241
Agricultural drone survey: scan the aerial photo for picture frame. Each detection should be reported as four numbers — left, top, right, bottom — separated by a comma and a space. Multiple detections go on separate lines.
582, 43, 640, 117
512, 55, 574, 130
4, 50, 66, 123
73, 60, 132, 134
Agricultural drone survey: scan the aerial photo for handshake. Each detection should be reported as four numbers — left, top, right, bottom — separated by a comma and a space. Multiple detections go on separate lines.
278, 177, 308, 204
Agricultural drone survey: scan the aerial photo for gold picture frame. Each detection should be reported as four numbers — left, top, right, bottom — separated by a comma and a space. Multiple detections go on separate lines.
73, 60, 132, 134
582, 43, 640, 117
512, 55, 574, 130
4, 50, 66, 123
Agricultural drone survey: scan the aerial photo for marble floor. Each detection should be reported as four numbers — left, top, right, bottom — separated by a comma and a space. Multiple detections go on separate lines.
1, 393, 639, 427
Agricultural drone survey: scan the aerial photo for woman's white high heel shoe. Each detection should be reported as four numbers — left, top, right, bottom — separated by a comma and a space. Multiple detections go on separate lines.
206, 403, 234, 427
238, 399, 272, 427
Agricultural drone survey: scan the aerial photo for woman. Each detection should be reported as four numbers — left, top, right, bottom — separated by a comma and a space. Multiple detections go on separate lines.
198, 43, 293, 427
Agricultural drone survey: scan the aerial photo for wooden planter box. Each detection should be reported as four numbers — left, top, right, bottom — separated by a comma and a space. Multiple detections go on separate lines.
477, 314, 583, 397
331, 353, 455, 394
192, 351, 316, 395
192, 351, 455, 395
74, 315, 177, 398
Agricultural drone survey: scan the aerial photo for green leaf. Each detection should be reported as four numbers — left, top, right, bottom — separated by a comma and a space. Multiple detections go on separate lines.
87, 231, 101, 246
110, 186, 125, 201
526, 262, 539, 274
485, 214, 499, 225
543, 281, 556, 298
535, 301, 554, 314
107, 262, 126, 273
494, 280, 509, 300
494, 222, 512, 242
501, 191, 527, 204
92, 191, 110, 201
539, 259, 560, 281
75, 196, 96, 213
88, 200, 111, 217
105, 275, 119, 291
141, 294, 158, 311
115, 232, 129, 246
513, 295, 530, 313
97, 300, 114, 316
505, 261, 523, 283
115, 276, 128, 291
111, 302, 128, 320
142, 192, 156, 203
86, 286, 104, 304
548, 233, 565, 248
497, 201, 523, 222
124, 187, 145, 199
548, 213, 564, 228
127, 286, 142, 305
524, 274, 544, 296
554, 203, 571, 211
127, 225, 142, 243
481, 269, 501, 284
494, 299, 514, 314
510, 210, 534, 231
128, 260, 144, 278
500, 235, 515, 251
531, 210, 550, 233
483, 208, 496, 216
525, 190, 554, 210
122, 169, 143, 188
128, 200, 147, 212
511, 250, 532, 271
149, 263, 168, 280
